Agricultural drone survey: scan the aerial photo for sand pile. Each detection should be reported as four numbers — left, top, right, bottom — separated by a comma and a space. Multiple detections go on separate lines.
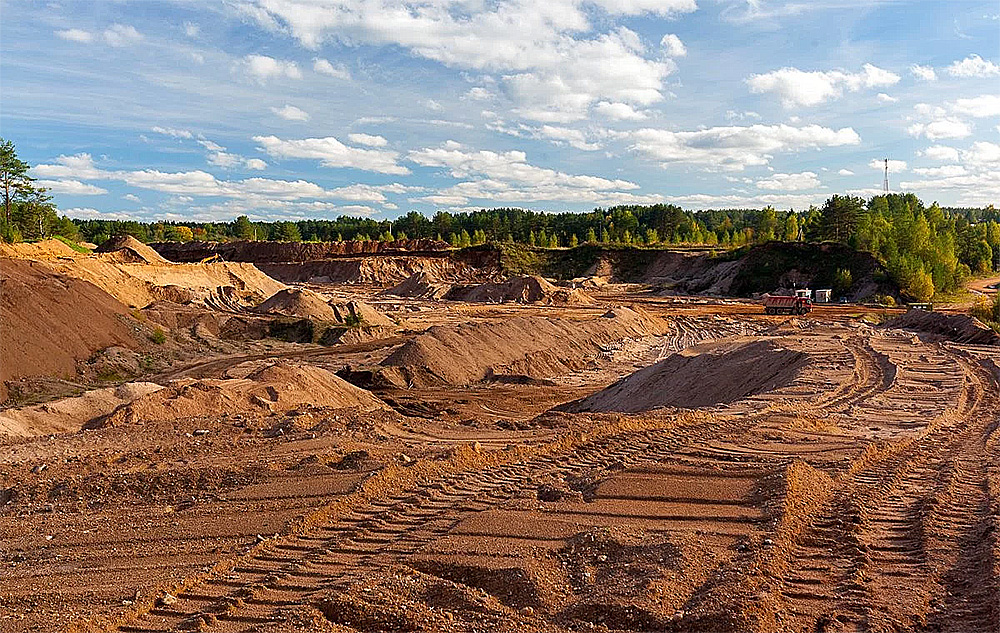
446, 275, 596, 305
94, 362, 387, 428
255, 288, 339, 320
0, 238, 80, 259
96, 235, 171, 265
331, 301, 395, 327
381, 272, 452, 300
561, 339, 811, 413
379, 306, 666, 386
0, 382, 164, 438
884, 309, 1000, 345
0, 259, 141, 403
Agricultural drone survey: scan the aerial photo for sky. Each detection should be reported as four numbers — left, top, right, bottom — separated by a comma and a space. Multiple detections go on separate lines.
1, 0, 998, 224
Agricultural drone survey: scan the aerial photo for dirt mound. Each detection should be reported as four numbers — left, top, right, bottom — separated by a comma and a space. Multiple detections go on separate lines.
331, 300, 395, 327
94, 362, 387, 428
0, 238, 80, 259
260, 255, 479, 285
562, 339, 811, 412
96, 235, 170, 265
256, 288, 339, 320
445, 275, 596, 305
378, 306, 666, 387
381, 271, 452, 300
884, 309, 1000, 345
0, 382, 164, 438
0, 259, 142, 404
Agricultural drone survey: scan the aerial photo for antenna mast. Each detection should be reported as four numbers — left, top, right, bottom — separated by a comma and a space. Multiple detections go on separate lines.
883, 158, 890, 194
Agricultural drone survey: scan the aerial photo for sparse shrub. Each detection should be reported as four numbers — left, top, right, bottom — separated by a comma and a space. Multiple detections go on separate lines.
970, 294, 1000, 332
871, 294, 896, 307
149, 327, 166, 344
833, 268, 853, 294
343, 313, 364, 327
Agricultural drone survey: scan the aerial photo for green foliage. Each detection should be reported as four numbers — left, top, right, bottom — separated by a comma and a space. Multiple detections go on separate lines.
53, 235, 90, 253
970, 294, 1000, 332
149, 327, 166, 344
343, 313, 364, 327
833, 268, 854, 294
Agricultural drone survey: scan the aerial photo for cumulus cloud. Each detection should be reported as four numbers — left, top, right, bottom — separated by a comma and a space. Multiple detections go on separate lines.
869, 159, 908, 172
271, 104, 310, 121
920, 145, 961, 162
660, 33, 686, 57
876, 93, 898, 103
946, 54, 1000, 78
347, 133, 388, 147
63, 207, 136, 221
907, 119, 973, 140
56, 29, 94, 43
35, 179, 108, 195
838, 169, 854, 176
237, 55, 302, 83
31, 153, 107, 180
254, 135, 410, 174
948, 95, 1000, 118
910, 64, 937, 81
594, 101, 647, 120
151, 126, 194, 139
626, 123, 861, 171
900, 142, 1000, 205
184, 22, 200, 37
538, 125, 602, 151
313, 58, 351, 79
755, 171, 821, 191
746, 63, 900, 107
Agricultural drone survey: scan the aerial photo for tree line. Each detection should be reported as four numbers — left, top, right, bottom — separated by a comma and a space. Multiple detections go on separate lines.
3, 138, 998, 300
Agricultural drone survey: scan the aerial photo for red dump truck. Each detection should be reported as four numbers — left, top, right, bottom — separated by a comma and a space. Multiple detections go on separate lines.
763, 293, 813, 315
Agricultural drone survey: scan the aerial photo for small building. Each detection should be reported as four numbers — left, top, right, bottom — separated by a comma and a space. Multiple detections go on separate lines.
815, 289, 832, 303
795, 289, 812, 300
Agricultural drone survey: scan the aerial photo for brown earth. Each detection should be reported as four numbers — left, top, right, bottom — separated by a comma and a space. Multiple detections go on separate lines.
444, 275, 596, 305
2, 250, 1000, 633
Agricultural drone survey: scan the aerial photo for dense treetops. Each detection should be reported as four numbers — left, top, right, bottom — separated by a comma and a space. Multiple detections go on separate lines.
3, 138, 998, 300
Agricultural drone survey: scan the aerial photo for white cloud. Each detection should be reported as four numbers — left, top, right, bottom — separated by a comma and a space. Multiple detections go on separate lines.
876, 93, 898, 103
254, 135, 410, 174
465, 87, 492, 101
271, 104, 311, 121
910, 64, 937, 81
184, 22, 200, 37
35, 179, 108, 195
948, 95, 1000, 118
920, 145, 960, 162
347, 133, 388, 147
869, 158, 907, 172
31, 153, 107, 180
962, 141, 1000, 168
660, 33, 686, 57
63, 207, 135, 221
197, 139, 268, 170
594, 101, 647, 120
151, 126, 194, 139
56, 29, 94, 43
746, 63, 900, 107
103, 24, 143, 47
907, 119, 973, 140
755, 171, 821, 191
539, 125, 602, 151
313, 57, 351, 79
946, 54, 1000, 78
244, 158, 268, 170
912, 165, 967, 178
838, 169, 854, 176
123, 193, 141, 202
626, 123, 861, 171
237, 55, 302, 83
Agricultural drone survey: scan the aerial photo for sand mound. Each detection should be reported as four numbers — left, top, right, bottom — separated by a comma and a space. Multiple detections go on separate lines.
379, 306, 666, 386
884, 309, 1000, 345
445, 275, 596, 305
562, 339, 811, 413
0, 259, 141, 403
94, 362, 387, 428
255, 288, 339, 320
381, 272, 452, 300
331, 300, 395, 327
96, 235, 170, 265
0, 238, 80, 259
0, 382, 164, 438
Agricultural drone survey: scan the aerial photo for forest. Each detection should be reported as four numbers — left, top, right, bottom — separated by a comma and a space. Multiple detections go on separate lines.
2, 138, 998, 301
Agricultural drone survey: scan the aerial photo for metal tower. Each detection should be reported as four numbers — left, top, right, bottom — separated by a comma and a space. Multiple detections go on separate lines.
883, 158, 890, 193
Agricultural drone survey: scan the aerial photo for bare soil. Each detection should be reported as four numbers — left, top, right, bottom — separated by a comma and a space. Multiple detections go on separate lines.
2, 248, 999, 633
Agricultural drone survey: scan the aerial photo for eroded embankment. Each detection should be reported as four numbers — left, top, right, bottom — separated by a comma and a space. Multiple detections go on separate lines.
885, 309, 1000, 345
375, 307, 668, 387
560, 339, 811, 413
152, 238, 450, 263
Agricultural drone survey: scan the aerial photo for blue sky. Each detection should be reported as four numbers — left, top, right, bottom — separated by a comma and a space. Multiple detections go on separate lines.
1, 0, 998, 223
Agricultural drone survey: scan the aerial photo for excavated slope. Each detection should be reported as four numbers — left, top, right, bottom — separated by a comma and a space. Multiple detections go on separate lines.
379, 307, 667, 386
152, 239, 450, 263
445, 275, 596, 305
562, 339, 811, 413
884, 309, 1000, 345
0, 259, 141, 403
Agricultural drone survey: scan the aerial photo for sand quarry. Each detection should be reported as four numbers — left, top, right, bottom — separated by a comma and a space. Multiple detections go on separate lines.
2, 239, 1000, 633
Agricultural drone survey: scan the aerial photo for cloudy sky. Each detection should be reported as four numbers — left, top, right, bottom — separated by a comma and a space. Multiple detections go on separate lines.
2, 0, 998, 223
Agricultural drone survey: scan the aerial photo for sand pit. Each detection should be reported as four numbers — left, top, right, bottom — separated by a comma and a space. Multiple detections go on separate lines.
96, 235, 171, 265
381, 271, 452, 300
0, 259, 142, 403
93, 362, 387, 428
379, 306, 666, 386
562, 339, 811, 412
255, 288, 339, 320
445, 275, 596, 305
884, 309, 1000, 345
0, 238, 81, 259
